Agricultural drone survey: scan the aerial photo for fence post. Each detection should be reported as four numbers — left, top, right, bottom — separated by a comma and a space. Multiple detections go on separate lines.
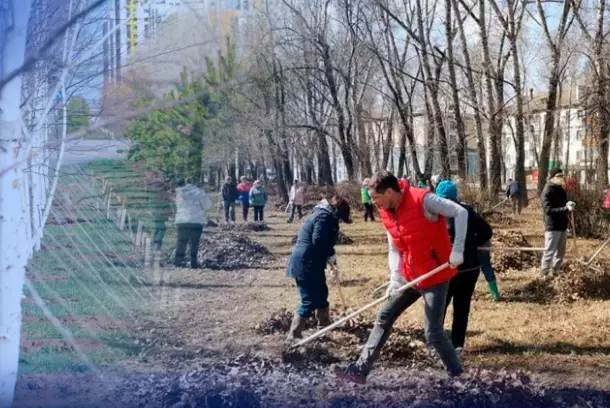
106, 190, 112, 220
119, 208, 127, 230
135, 221, 143, 248
144, 235, 152, 269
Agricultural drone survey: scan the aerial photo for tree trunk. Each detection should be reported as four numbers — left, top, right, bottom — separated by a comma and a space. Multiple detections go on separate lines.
321, 42, 355, 181
382, 117, 393, 170
452, 0, 487, 189
490, 74, 504, 196
479, 0, 501, 194
507, 1, 529, 207
593, 0, 609, 189
415, 0, 449, 178
564, 87, 573, 174
317, 133, 334, 185
445, 0, 467, 178
537, 56, 561, 193
0, 1, 32, 405
398, 129, 407, 177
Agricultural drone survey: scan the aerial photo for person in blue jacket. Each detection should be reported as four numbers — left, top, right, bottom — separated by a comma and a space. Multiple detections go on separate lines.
286, 195, 352, 340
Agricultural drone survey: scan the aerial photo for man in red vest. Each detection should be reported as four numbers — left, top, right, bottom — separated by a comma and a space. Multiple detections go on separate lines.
334, 170, 467, 383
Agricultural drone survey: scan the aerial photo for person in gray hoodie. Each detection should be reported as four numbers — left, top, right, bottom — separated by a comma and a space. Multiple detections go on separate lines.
249, 180, 268, 223
174, 180, 213, 268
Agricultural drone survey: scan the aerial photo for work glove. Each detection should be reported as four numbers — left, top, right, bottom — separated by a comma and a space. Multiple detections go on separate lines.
327, 255, 337, 267
330, 266, 340, 281
566, 201, 576, 212
385, 279, 404, 298
449, 251, 464, 268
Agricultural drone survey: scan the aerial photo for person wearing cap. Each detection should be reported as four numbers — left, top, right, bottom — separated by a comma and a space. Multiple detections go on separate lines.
540, 167, 575, 277
333, 170, 467, 383
435, 181, 493, 354
361, 178, 375, 222
286, 195, 352, 340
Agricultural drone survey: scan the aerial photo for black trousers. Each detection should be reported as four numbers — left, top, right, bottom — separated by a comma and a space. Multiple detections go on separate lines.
253, 206, 265, 222
289, 204, 303, 221
444, 268, 480, 348
364, 203, 375, 222
175, 223, 203, 268
242, 202, 250, 222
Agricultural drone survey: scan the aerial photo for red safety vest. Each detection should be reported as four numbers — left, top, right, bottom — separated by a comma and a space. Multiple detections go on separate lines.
378, 181, 457, 290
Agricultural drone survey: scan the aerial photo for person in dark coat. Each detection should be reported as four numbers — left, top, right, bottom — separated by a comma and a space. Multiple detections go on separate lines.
221, 177, 238, 223
540, 167, 575, 277
436, 181, 493, 354
286, 195, 352, 340
506, 178, 522, 215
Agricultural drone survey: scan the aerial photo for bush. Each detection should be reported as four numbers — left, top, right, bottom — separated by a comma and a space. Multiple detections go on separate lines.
566, 185, 610, 239
458, 184, 495, 215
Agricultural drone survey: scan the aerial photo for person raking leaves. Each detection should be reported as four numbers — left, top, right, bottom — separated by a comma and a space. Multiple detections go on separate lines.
435, 180, 493, 355
540, 167, 575, 277
333, 170, 467, 383
286, 195, 352, 341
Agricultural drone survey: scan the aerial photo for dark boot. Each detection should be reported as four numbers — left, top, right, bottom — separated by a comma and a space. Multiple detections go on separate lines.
332, 362, 369, 385
287, 314, 306, 340
315, 308, 331, 329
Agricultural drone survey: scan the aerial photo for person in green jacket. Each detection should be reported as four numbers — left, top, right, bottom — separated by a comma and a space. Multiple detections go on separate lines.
249, 180, 268, 223
361, 178, 375, 222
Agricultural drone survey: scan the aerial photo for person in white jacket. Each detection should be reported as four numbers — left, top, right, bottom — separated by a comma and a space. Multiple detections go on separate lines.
174, 180, 213, 268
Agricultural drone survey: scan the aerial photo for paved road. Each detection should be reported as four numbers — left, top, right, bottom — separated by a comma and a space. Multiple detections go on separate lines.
51, 139, 130, 165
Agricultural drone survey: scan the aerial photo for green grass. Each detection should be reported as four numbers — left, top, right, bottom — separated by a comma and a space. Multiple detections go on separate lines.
20, 160, 156, 375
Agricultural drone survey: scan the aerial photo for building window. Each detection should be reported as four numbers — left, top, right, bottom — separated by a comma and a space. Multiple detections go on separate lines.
576, 151, 583, 160
575, 130, 582, 140
244, 0, 249, 9
577, 109, 585, 119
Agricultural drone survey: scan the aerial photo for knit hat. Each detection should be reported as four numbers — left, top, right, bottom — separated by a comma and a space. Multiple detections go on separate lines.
549, 167, 564, 178
435, 180, 458, 201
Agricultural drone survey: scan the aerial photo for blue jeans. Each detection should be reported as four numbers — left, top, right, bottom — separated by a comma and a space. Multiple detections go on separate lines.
295, 273, 329, 318
478, 240, 496, 282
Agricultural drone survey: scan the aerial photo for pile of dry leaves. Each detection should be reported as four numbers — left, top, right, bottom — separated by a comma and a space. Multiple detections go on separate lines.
491, 231, 538, 273
507, 260, 610, 303
197, 232, 275, 270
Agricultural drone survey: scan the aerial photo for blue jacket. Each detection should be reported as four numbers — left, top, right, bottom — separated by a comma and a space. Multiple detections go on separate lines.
286, 200, 339, 280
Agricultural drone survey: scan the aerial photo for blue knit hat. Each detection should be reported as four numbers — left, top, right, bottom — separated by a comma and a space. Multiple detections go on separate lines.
435, 180, 458, 201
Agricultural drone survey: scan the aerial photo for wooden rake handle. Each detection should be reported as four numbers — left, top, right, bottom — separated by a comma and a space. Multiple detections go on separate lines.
293, 263, 450, 348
